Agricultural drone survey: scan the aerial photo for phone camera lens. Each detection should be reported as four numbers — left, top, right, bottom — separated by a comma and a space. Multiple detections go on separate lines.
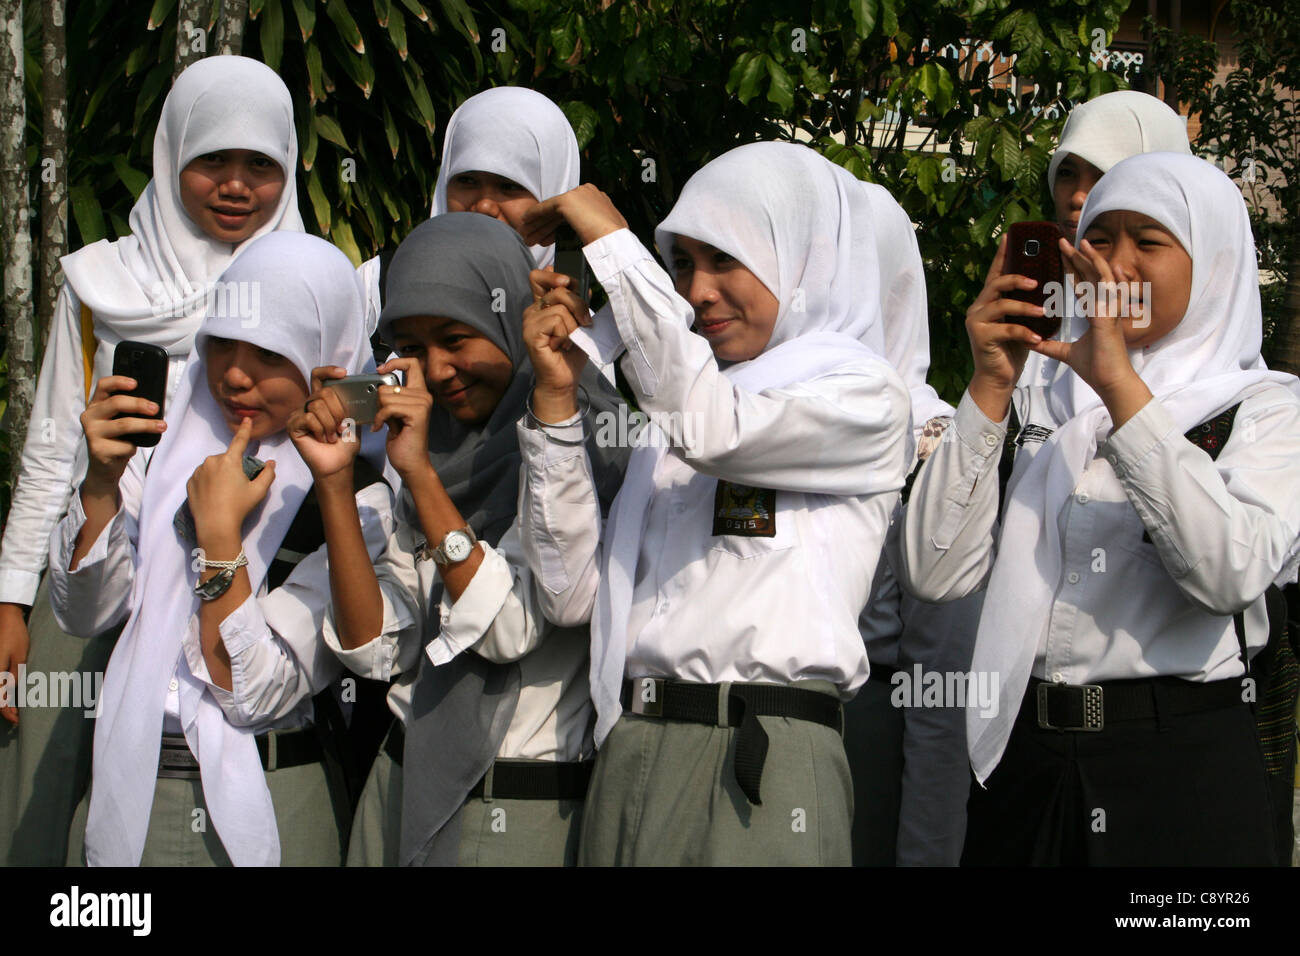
1025, 240, 1040, 256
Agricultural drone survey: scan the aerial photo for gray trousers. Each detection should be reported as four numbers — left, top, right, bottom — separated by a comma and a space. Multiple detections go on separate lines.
349, 746, 584, 867
0, 576, 117, 865
68, 743, 350, 866
578, 695, 852, 866
844, 676, 903, 866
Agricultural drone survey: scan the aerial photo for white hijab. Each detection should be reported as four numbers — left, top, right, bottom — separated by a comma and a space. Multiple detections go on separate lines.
587, 142, 910, 745
857, 179, 955, 432
1046, 90, 1191, 191
86, 233, 374, 867
429, 86, 580, 267
60, 55, 303, 352
969, 153, 1300, 783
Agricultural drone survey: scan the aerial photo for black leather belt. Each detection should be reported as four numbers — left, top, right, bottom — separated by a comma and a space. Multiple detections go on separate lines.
383, 720, 405, 768
466, 759, 594, 801
1029, 675, 1246, 732
158, 729, 323, 779
620, 677, 844, 806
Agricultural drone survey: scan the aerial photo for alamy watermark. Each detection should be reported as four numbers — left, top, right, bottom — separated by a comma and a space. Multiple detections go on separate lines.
1042, 275, 1153, 328
593, 405, 705, 457
889, 663, 999, 718
149, 278, 262, 327
0, 665, 103, 717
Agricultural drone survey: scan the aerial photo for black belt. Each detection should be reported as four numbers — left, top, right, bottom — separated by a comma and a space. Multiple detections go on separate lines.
620, 677, 844, 806
1028, 675, 1247, 732
383, 720, 405, 768
158, 729, 323, 779
466, 759, 594, 801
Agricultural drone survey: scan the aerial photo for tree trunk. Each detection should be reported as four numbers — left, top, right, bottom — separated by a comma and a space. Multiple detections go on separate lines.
1273, 205, 1300, 376
175, 0, 209, 80
1, 0, 35, 492
214, 0, 248, 56
39, 0, 66, 354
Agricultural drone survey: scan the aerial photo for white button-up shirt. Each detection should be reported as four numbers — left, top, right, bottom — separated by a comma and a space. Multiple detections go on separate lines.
517, 229, 912, 697
47, 454, 416, 733
900, 384, 1300, 683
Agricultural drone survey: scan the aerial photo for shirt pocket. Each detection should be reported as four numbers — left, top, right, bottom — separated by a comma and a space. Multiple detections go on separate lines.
708, 481, 796, 560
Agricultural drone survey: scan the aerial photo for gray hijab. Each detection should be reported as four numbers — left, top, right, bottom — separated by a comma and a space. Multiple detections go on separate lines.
379, 212, 626, 866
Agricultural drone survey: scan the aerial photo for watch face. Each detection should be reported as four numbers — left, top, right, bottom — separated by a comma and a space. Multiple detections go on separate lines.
444, 531, 473, 563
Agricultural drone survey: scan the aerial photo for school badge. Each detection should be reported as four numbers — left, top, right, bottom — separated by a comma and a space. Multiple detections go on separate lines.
712, 481, 777, 537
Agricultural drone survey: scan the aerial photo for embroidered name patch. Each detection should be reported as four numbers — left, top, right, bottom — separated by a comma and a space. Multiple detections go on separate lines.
712, 481, 777, 537
1016, 423, 1055, 446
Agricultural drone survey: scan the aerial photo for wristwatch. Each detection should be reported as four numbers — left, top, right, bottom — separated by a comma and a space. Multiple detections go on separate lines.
418, 526, 478, 566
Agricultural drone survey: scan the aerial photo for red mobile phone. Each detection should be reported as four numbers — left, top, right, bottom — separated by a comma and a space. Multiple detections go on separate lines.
1003, 221, 1065, 339
111, 341, 169, 447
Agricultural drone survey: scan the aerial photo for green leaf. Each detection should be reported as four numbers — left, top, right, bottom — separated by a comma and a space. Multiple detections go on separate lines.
879, 0, 898, 36
850, 0, 877, 38
386, 5, 407, 59
766, 56, 795, 113
307, 168, 331, 231
331, 218, 363, 266
396, 0, 430, 23
313, 113, 350, 149
250, 0, 266, 16
69, 184, 107, 244
306, 42, 325, 102
260, 0, 285, 71
125, 42, 152, 76
290, 0, 315, 40
401, 69, 438, 133
147, 0, 178, 30
990, 123, 1022, 179
302, 113, 319, 170
373, 0, 391, 27
381, 103, 401, 158
134, 63, 171, 130
856, 96, 886, 122
326, 0, 365, 53
437, 0, 480, 43
111, 156, 149, 198
560, 100, 600, 151
727, 51, 764, 104
801, 62, 831, 97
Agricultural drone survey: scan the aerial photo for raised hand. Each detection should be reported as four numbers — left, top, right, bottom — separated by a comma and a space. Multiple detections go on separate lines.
519, 183, 628, 249
186, 417, 276, 545
289, 366, 362, 482
372, 356, 434, 483
965, 235, 1044, 420
523, 269, 591, 422
80, 375, 166, 495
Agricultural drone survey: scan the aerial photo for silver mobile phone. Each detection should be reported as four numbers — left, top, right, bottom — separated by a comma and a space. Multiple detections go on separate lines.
326, 373, 401, 424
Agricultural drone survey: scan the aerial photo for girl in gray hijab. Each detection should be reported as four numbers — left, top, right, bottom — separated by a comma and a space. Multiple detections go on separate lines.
312, 212, 625, 865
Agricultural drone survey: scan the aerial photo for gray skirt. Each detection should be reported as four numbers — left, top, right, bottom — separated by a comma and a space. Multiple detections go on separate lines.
578, 700, 853, 866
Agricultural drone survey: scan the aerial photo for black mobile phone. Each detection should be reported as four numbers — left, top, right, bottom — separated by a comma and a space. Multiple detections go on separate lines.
553, 224, 590, 301
111, 341, 169, 447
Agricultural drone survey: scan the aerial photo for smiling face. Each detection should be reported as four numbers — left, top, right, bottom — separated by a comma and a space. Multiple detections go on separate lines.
205, 336, 310, 438
1053, 153, 1105, 242
669, 235, 780, 363
443, 170, 539, 236
1080, 210, 1193, 348
390, 314, 515, 425
179, 149, 287, 244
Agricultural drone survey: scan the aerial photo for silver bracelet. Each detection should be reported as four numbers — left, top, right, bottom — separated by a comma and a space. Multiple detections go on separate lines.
195, 549, 249, 572
524, 385, 590, 445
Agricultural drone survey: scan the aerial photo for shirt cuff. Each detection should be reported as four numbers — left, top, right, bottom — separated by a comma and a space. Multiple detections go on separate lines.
517, 413, 587, 460
322, 598, 407, 682
0, 569, 42, 607
56, 488, 125, 577
583, 228, 656, 287
1101, 396, 1174, 478
952, 389, 1008, 461
425, 542, 513, 666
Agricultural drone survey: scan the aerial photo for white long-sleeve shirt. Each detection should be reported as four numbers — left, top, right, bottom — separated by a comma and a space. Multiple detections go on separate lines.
517, 228, 913, 697
47, 455, 415, 732
899, 384, 1300, 683
326, 502, 594, 762
0, 285, 191, 606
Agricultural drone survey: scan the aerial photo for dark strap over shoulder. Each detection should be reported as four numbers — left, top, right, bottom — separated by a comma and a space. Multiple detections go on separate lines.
996, 403, 1021, 517
266, 457, 387, 591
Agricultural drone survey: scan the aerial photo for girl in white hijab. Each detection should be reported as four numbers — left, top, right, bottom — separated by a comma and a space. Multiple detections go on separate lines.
515, 142, 913, 864
358, 86, 581, 336
1019, 90, 1191, 387
900, 153, 1300, 864
49, 233, 405, 866
0, 54, 302, 865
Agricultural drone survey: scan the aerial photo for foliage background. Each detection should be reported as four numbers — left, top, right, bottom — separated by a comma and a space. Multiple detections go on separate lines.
10, 0, 1287, 524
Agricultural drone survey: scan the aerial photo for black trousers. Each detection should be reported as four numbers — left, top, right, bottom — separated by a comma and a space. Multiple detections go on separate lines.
962, 678, 1279, 866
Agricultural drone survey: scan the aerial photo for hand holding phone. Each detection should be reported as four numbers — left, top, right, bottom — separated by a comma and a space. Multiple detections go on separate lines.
1002, 221, 1065, 339
326, 372, 402, 425
110, 341, 169, 446
553, 225, 591, 302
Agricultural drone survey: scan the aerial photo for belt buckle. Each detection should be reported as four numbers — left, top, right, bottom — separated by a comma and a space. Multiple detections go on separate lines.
1036, 682, 1104, 732
627, 677, 665, 717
